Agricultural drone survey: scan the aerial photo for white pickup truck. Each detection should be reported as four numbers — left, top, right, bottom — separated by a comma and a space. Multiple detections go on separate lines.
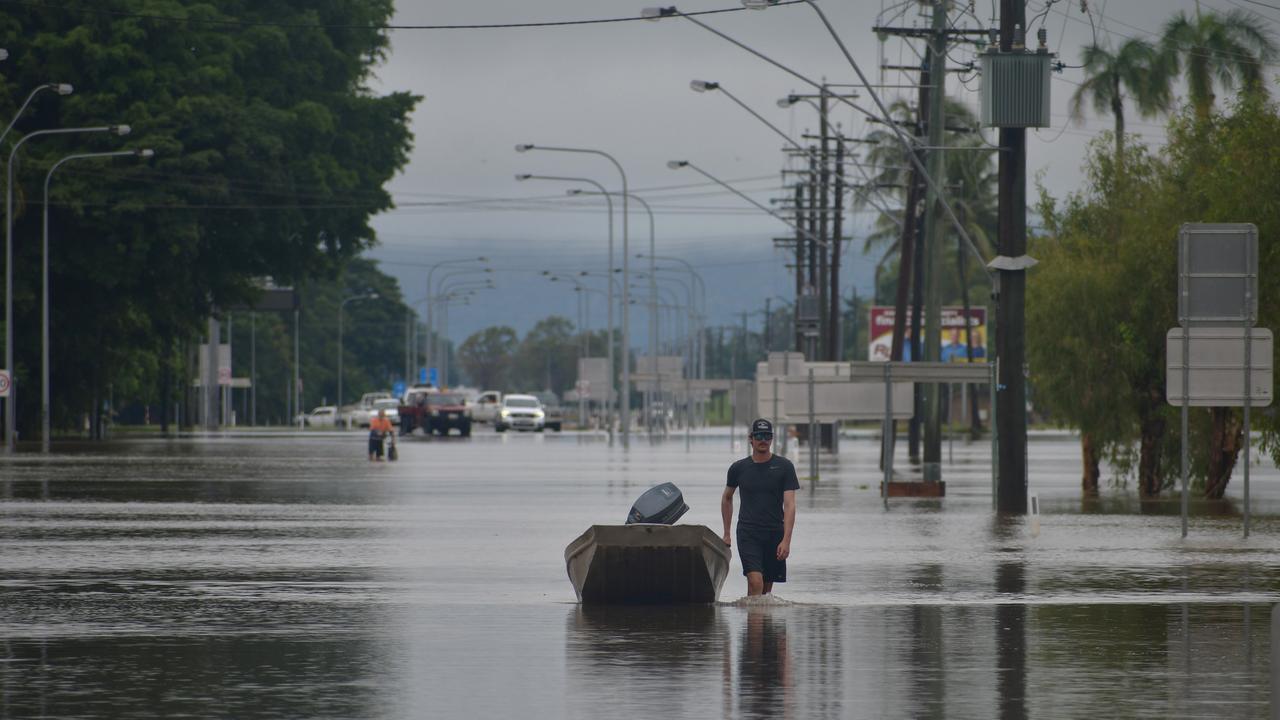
468, 391, 503, 423
344, 391, 392, 428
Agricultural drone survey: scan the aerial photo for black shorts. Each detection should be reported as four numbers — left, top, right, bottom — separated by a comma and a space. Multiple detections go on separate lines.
736, 525, 786, 583
368, 435, 383, 456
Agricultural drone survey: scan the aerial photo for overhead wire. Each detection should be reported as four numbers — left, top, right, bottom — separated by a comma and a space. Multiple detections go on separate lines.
0, 0, 803, 30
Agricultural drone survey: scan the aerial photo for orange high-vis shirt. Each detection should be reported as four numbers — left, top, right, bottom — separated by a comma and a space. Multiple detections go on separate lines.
369, 416, 393, 434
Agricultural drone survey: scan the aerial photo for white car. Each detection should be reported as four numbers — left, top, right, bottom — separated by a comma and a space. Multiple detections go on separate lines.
494, 394, 545, 432
370, 398, 400, 427
304, 406, 338, 428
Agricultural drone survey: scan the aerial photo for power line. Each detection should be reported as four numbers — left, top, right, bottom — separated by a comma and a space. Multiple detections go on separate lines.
0, 0, 800, 30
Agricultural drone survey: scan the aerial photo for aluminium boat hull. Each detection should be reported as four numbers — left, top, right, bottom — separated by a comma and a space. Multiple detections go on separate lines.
564, 524, 731, 604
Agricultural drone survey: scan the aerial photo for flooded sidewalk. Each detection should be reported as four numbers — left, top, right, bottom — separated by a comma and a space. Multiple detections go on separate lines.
0, 430, 1276, 718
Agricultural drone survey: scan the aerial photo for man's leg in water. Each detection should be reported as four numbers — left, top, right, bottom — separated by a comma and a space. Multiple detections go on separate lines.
763, 581, 773, 594
747, 572, 765, 596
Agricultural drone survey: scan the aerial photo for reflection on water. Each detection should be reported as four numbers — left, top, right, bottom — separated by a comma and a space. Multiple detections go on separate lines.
739, 608, 792, 719
996, 561, 1027, 720
1, 434, 1278, 718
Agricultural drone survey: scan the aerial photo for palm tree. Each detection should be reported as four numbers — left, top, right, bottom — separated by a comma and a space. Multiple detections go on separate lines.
1070, 39, 1173, 158
1161, 8, 1277, 120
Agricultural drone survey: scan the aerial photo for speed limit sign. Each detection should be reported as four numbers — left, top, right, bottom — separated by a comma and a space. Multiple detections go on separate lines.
0, 370, 10, 398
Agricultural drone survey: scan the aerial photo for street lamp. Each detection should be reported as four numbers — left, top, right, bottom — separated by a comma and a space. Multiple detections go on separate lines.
515, 143, 633, 447
434, 283, 493, 386
637, 253, 707, 377
424, 256, 486, 385
338, 291, 378, 417
0, 83, 73, 148
40, 147, 153, 453
516, 172, 618, 443
568, 188, 659, 440
426, 267, 492, 373
5, 123, 130, 452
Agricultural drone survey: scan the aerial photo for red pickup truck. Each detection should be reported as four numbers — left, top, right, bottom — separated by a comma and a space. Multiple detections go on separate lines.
399, 390, 472, 437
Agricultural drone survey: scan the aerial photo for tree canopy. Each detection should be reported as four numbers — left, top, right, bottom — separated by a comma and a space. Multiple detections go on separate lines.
1031, 95, 1280, 497
0, 1, 419, 433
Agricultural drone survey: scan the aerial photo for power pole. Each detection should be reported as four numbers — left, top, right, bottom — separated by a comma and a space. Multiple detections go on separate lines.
996, 0, 1028, 513
806, 147, 820, 361
818, 86, 831, 362
765, 297, 772, 351
793, 183, 806, 353
830, 135, 845, 361
921, 0, 949, 482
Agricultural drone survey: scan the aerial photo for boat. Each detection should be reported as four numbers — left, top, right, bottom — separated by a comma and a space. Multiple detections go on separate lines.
564, 524, 731, 604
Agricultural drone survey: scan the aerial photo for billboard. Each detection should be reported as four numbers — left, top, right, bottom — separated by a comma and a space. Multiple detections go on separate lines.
867, 306, 987, 363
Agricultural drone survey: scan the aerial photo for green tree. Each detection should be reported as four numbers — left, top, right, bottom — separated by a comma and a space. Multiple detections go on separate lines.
458, 327, 517, 391
1160, 9, 1276, 120
512, 316, 578, 397
0, 1, 418, 437
1070, 39, 1173, 159
1032, 96, 1280, 498
1029, 141, 1171, 494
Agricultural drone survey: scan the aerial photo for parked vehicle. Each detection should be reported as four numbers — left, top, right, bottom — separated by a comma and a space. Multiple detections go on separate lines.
400, 384, 438, 404
304, 406, 338, 428
399, 389, 470, 436
370, 398, 400, 429
345, 391, 393, 428
469, 390, 503, 423
533, 391, 564, 432
425, 392, 471, 436
494, 394, 545, 433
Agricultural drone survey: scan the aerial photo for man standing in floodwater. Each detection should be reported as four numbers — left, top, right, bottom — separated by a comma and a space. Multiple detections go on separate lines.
721, 418, 798, 596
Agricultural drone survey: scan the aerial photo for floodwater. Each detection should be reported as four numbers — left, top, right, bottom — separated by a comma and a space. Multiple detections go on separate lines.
1, 428, 1278, 719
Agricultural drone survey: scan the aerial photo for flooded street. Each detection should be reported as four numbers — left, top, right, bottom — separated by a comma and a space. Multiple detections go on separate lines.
2, 430, 1278, 718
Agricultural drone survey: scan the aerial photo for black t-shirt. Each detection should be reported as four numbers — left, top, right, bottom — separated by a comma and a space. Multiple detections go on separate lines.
726, 454, 799, 530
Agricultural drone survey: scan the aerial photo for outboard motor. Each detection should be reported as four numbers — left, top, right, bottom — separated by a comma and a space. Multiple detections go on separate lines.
625, 482, 689, 525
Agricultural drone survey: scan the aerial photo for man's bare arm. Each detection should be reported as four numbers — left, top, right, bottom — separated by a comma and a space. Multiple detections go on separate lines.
777, 489, 796, 560
720, 487, 735, 546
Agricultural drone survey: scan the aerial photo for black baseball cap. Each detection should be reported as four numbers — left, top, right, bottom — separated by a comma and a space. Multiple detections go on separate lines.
750, 418, 773, 436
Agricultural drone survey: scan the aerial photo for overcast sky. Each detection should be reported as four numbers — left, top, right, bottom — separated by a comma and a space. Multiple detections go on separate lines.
363, 0, 1270, 347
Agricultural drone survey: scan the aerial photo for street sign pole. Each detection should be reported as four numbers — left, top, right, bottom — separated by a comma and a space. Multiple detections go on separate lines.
1173, 223, 1263, 538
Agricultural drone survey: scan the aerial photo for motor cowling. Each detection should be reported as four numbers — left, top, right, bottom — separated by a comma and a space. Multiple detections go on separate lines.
625, 482, 689, 525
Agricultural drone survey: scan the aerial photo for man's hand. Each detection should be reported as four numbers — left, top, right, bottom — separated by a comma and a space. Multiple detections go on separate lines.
722, 533, 732, 548
775, 539, 790, 561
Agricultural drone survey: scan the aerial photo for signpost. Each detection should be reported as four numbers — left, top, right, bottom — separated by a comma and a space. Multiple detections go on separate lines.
1169, 223, 1267, 538
755, 360, 992, 496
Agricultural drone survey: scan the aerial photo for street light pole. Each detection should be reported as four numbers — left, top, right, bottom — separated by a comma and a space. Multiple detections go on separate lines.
570, 189, 657, 440
424, 257, 486, 385
433, 280, 495, 386
5, 123, 130, 452
516, 172, 616, 444
429, 267, 493, 374
0, 84, 73, 149
41, 147, 152, 453
517, 144, 631, 447
338, 292, 378, 418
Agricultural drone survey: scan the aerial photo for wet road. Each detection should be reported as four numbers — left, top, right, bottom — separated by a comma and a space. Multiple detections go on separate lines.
1, 428, 1277, 718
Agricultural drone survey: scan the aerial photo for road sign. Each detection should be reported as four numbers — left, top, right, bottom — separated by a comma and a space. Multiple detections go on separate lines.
0, 369, 9, 397
1166, 327, 1273, 406
578, 357, 610, 400
758, 376, 913, 422
198, 344, 232, 386
1179, 223, 1257, 325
